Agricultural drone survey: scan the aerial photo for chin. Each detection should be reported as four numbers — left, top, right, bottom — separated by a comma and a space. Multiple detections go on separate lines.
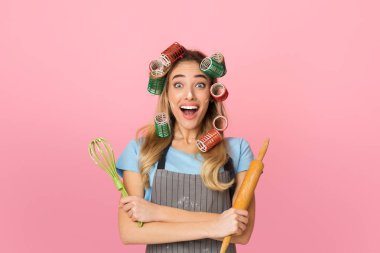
180, 123, 199, 130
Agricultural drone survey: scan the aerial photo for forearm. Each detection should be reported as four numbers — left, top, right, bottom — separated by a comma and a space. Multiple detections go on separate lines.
119, 208, 212, 244
157, 204, 219, 223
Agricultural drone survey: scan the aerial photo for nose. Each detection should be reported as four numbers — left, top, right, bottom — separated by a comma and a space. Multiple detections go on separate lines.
185, 87, 194, 100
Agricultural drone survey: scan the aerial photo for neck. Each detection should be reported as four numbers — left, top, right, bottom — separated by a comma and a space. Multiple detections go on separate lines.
173, 124, 201, 145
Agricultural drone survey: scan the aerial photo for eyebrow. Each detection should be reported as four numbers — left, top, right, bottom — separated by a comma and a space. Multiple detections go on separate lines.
171, 74, 208, 80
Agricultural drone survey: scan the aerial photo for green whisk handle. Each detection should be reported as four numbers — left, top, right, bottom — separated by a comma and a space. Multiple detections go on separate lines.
113, 176, 144, 228
113, 177, 128, 196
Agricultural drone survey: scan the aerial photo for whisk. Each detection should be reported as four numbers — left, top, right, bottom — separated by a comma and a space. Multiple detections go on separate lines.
88, 137, 144, 227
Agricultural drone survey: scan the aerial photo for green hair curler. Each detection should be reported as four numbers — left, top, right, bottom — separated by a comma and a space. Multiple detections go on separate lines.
147, 73, 166, 95
200, 57, 225, 78
211, 52, 227, 76
154, 112, 171, 138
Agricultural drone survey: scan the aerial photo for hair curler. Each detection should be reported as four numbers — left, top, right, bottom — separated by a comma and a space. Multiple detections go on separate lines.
200, 57, 225, 78
196, 128, 223, 152
148, 72, 166, 95
149, 59, 164, 72
160, 42, 186, 67
211, 52, 227, 76
149, 59, 170, 78
154, 112, 171, 138
213, 115, 228, 132
210, 83, 229, 102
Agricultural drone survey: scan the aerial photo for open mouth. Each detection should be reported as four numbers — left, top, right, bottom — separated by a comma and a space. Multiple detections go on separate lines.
180, 106, 199, 117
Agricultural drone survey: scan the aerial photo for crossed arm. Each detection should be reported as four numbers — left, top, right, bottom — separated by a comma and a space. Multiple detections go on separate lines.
118, 170, 255, 245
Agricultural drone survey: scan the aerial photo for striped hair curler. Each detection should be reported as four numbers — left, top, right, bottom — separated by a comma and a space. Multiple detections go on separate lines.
160, 42, 186, 67
210, 83, 229, 102
213, 115, 228, 132
155, 112, 171, 138
211, 52, 227, 76
200, 57, 225, 78
196, 128, 223, 152
148, 73, 166, 95
149, 59, 164, 72
149, 59, 170, 78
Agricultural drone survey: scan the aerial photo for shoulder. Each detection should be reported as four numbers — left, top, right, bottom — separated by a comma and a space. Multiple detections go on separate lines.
116, 137, 145, 176
225, 137, 252, 153
121, 137, 147, 154
225, 137, 255, 173
125, 137, 143, 150
225, 137, 245, 146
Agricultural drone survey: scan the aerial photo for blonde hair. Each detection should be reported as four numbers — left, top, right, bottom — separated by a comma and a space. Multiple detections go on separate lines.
136, 50, 235, 192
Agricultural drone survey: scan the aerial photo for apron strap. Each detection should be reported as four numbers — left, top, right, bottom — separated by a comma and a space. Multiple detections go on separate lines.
225, 157, 237, 198
157, 142, 171, 170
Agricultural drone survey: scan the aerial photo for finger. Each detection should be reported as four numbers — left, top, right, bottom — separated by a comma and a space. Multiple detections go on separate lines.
237, 209, 249, 217
238, 215, 249, 224
127, 209, 134, 218
130, 211, 137, 222
119, 198, 126, 205
125, 196, 136, 203
238, 221, 247, 232
131, 214, 137, 221
123, 203, 133, 212
231, 208, 245, 215
235, 227, 243, 236
120, 197, 130, 204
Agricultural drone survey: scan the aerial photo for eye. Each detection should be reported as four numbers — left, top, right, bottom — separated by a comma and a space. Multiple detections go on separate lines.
174, 83, 183, 88
196, 83, 206, 88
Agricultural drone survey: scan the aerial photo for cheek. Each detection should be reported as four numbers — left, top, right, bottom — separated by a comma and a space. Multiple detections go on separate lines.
167, 91, 177, 106
201, 91, 211, 104
168, 87, 184, 101
199, 97, 211, 114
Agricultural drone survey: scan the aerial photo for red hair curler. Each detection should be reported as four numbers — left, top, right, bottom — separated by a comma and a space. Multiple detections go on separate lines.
210, 83, 229, 102
160, 42, 186, 67
196, 128, 223, 152
213, 115, 228, 132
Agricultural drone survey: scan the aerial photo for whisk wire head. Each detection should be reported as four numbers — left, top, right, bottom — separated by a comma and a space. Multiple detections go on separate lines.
88, 138, 117, 178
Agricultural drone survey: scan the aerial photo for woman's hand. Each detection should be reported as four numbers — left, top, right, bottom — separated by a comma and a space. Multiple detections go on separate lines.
119, 196, 159, 223
207, 208, 249, 239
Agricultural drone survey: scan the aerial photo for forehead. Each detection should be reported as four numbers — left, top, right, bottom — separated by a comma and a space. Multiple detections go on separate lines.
169, 61, 204, 78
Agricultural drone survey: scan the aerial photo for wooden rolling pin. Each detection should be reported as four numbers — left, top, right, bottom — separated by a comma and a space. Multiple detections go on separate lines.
219, 138, 270, 253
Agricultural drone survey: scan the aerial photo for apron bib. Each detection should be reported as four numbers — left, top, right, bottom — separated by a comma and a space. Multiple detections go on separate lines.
146, 144, 237, 253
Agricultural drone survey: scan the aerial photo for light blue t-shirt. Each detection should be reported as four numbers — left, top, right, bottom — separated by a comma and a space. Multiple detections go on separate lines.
116, 137, 255, 202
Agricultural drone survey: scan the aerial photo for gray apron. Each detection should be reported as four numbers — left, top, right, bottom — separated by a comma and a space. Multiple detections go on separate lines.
146, 144, 237, 253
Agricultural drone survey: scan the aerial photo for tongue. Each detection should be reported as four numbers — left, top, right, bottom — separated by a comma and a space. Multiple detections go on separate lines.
183, 109, 196, 115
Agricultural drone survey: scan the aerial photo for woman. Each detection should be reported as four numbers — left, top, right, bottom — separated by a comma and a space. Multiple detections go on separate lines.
116, 48, 256, 253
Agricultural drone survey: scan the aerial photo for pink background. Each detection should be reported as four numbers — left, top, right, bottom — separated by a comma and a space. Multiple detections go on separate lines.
1, 0, 379, 252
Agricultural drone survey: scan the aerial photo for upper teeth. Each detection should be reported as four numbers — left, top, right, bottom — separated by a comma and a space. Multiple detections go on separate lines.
181, 106, 198, 109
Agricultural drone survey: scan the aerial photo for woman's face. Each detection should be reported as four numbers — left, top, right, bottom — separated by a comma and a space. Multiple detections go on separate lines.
167, 60, 212, 132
